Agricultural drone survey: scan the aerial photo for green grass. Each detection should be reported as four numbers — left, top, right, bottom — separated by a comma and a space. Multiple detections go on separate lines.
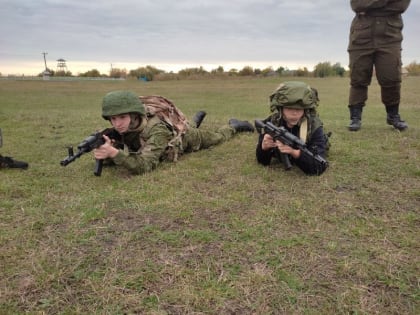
0, 76, 419, 314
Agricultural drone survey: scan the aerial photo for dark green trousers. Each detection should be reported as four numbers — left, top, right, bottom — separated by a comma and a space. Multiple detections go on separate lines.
348, 45, 402, 107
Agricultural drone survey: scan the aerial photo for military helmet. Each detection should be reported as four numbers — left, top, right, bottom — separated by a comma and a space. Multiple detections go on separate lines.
102, 90, 146, 119
269, 81, 319, 112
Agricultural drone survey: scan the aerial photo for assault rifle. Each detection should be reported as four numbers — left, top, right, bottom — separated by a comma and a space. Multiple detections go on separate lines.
60, 128, 121, 176
255, 119, 328, 171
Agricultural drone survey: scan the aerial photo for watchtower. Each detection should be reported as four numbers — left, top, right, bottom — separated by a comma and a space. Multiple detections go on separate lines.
56, 58, 68, 73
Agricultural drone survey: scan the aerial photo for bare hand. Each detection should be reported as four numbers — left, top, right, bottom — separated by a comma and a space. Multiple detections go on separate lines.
93, 135, 119, 159
276, 141, 301, 159
262, 134, 277, 150
262, 133, 301, 158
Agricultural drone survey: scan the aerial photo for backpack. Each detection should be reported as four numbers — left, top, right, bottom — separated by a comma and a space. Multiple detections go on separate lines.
139, 95, 189, 161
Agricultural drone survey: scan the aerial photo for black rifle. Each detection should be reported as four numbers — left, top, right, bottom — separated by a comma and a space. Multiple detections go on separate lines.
60, 128, 121, 176
255, 119, 328, 170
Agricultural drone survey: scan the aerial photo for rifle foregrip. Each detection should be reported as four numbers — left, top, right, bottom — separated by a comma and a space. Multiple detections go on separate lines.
94, 159, 103, 176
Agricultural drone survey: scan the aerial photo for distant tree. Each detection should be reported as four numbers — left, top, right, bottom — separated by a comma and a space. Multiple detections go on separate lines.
296, 67, 310, 77
276, 66, 285, 75
54, 70, 72, 77
79, 69, 102, 77
129, 65, 164, 81
177, 66, 208, 77
239, 66, 254, 76
261, 66, 275, 77
211, 66, 224, 74
405, 61, 420, 75
332, 62, 346, 77
313, 62, 334, 78
314, 61, 346, 77
228, 68, 238, 76
110, 68, 127, 79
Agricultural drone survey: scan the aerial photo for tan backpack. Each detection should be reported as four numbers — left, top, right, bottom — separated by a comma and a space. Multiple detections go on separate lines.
139, 95, 189, 161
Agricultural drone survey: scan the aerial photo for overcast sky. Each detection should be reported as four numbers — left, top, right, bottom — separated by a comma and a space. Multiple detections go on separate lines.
1, 0, 419, 75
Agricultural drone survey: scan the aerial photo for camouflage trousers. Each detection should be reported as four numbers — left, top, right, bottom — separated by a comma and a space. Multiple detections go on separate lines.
348, 45, 402, 107
182, 125, 235, 153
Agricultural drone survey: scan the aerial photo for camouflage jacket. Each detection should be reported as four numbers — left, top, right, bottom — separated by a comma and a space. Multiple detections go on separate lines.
111, 115, 174, 175
348, 0, 411, 50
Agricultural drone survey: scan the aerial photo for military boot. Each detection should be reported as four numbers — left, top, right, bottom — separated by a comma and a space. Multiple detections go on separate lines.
229, 118, 255, 132
386, 105, 408, 131
192, 111, 206, 128
0, 155, 29, 169
348, 104, 363, 131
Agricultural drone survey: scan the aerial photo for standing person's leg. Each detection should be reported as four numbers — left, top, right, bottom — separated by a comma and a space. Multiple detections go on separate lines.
348, 49, 375, 131
375, 46, 408, 130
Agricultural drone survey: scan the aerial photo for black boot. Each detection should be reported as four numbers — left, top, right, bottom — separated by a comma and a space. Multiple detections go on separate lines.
192, 111, 206, 128
0, 155, 29, 169
348, 104, 363, 131
229, 118, 255, 132
386, 105, 408, 131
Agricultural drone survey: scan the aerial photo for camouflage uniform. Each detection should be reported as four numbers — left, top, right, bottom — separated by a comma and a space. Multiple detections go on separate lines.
110, 117, 236, 175
101, 91, 253, 175
347, 0, 410, 131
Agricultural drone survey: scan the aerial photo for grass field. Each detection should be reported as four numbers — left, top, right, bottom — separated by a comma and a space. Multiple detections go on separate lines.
0, 76, 419, 314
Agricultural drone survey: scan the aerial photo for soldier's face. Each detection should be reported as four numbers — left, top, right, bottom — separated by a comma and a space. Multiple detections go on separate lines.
110, 113, 131, 134
282, 108, 304, 127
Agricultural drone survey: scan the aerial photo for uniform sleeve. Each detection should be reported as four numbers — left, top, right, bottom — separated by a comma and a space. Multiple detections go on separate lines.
293, 126, 328, 176
256, 133, 275, 165
350, 0, 390, 12
112, 123, 173, 175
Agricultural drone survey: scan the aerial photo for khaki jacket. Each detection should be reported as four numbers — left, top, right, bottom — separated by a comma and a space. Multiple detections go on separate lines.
348, 0, 410, 50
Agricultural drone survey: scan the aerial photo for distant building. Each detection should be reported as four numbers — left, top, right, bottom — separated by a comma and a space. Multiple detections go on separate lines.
43, 70, 51, 80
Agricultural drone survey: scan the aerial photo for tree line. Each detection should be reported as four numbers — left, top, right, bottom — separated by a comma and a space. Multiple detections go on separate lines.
32, 60, 420, 81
